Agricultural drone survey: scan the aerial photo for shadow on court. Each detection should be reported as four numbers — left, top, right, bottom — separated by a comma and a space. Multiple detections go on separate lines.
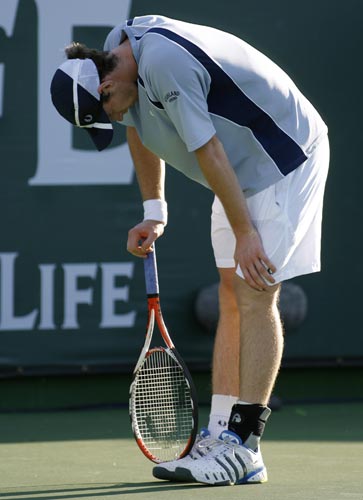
0, 482, 209, 500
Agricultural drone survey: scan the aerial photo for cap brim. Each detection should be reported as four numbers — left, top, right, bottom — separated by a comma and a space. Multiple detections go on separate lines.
86, 108, 114, 151
51, 59, 114, 152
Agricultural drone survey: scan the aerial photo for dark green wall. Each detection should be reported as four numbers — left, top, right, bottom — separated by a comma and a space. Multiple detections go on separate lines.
129, 0, 362, 362
0, 0, 361, 376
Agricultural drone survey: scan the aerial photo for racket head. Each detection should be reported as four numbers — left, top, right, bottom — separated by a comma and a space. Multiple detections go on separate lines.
129, 346, 198, 463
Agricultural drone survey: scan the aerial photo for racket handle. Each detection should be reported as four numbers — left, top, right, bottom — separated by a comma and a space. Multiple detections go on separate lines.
144, 248, 159, 296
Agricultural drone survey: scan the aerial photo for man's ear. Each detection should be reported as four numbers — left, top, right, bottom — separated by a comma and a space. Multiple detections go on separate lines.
98, 80, 112, 95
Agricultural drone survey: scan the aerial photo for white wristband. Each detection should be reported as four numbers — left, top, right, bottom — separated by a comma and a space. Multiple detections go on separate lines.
143, 199, 168, 226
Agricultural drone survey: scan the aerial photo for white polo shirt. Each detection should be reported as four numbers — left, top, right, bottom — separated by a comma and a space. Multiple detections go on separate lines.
104, 15, 327, 197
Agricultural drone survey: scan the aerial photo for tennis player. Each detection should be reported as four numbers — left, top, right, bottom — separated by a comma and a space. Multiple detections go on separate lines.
50, 15, 329, 486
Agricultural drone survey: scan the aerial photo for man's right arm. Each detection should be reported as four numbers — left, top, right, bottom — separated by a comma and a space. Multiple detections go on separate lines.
126, 126, 167, 257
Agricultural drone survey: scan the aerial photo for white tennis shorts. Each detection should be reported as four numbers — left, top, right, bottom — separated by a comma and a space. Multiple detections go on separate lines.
211, 135, 330, 283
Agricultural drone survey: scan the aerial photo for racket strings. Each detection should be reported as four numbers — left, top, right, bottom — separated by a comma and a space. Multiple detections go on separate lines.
131, 349, 194, 461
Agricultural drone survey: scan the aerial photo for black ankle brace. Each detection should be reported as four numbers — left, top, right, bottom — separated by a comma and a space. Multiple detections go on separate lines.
228, 404, 271, 451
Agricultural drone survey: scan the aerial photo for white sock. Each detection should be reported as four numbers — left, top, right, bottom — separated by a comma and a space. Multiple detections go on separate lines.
208, 394, 238, 439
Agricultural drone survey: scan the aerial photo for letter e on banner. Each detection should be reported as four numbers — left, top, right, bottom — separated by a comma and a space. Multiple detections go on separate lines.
100, 263, 136, 328
30, 0, 134, 186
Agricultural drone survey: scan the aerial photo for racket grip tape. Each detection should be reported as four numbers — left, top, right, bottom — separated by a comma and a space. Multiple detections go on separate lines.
144, 248, 159, 296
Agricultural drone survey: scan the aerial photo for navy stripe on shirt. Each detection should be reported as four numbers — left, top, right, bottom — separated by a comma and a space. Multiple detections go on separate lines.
135, 28, 307, 175
137, 76, 164, 109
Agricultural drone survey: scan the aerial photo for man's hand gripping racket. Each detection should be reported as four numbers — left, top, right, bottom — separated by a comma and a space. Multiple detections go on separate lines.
129, 245, 198, 463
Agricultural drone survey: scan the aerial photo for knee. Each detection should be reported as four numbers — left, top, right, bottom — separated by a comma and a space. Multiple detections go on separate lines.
234, 277, 281, 313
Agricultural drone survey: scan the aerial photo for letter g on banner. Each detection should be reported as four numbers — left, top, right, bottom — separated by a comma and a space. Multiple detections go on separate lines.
30, 0, 133, 186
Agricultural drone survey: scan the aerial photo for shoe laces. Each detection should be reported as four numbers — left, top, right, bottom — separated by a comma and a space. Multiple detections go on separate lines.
200, 433, 246, 458
191, 430, 247, 459
195, 437, 223, 453
188, 433, 222, 459
196, 437, 223, 456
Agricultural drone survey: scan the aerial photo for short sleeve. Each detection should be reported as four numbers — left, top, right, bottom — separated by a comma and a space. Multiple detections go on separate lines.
141, 40, 216, 151
103, 24, 126, 51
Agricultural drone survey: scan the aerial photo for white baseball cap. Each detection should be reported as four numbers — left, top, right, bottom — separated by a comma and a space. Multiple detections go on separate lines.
50, 58, 113, 151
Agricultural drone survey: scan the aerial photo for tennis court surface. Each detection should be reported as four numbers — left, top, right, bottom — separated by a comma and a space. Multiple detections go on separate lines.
0, 403, 362, 500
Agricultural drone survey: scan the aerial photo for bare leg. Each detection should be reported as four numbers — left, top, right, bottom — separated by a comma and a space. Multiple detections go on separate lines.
234, 275, 283, 405
209, 267, 283, 441
212, 268, 240, 397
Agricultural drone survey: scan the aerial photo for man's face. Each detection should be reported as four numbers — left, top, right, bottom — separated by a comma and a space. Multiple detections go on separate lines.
100, 80, 138, 122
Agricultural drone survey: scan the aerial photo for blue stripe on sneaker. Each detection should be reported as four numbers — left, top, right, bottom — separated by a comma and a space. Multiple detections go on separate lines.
215, 456, 236, 484
237, 466, 266, 484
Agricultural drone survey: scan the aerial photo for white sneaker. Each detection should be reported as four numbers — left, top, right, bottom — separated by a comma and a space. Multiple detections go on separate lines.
153, 428, 217, 481
172, 430, 268, 486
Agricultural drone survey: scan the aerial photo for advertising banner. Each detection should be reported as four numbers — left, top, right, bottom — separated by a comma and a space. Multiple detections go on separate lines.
1, 0, 362, 375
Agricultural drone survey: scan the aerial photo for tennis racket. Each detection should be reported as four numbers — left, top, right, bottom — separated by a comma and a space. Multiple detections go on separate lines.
129, 245, 198, 463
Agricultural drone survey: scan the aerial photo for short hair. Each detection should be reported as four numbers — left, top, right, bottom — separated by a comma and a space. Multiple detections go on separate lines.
65, 42, 118, 80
